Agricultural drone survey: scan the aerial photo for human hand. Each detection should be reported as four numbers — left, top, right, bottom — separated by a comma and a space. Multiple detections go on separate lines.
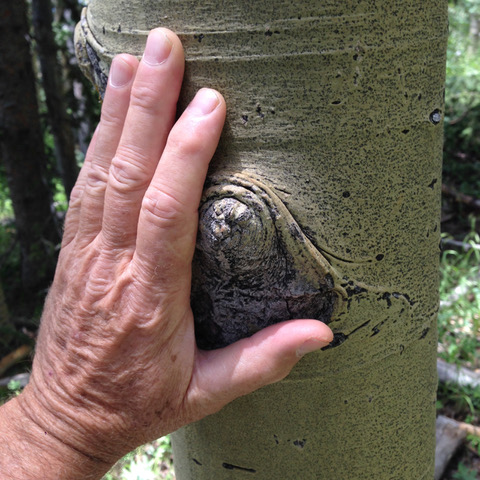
17, 28, 333, 468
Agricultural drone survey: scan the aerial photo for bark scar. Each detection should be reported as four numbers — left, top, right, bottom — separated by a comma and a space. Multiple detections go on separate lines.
192, 173, 346, 349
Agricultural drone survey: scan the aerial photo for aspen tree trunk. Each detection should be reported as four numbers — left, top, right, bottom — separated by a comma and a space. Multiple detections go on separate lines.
75, 1, 448, 478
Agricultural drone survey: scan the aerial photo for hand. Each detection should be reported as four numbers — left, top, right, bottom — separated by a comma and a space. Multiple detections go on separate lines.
13, 28, 333, 471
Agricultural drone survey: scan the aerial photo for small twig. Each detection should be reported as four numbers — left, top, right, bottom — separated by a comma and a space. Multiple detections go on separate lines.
441, 238, 480, 252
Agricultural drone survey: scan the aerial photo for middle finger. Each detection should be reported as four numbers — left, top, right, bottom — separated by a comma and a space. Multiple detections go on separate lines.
101, 28, 185, 249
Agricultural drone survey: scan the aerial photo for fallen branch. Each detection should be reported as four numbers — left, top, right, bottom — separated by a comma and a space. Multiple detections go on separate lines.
437, 358, 480, 389
435, 415, 467, 480
0, 345, 33, 377
442, 183, 480, 212
435, 415, 480, 480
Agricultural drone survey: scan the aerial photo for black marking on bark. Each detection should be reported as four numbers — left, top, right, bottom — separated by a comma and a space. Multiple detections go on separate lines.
193, 458, 202, 466
428, 178, 438, 189
419, 327, 430, 339
429, 109, 442, 125
322, 319, 371, 350
379, 292, 392, 307
222, 463, 256, 473
85, 42, 108, 98
293, 439, 307, 449
256, 104, 265, 119
345, 285, 367, 297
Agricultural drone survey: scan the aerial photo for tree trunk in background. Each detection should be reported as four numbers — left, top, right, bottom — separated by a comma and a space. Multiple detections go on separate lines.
32, 0, 79, 199
0, 0, 60, 294
469, 13, 480, 54
76, 1, 448, 478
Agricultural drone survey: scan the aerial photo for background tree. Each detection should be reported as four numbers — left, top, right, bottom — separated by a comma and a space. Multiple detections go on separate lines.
76, 1, 448, 478
31, 0, 79, 198
0, 0, 61, 310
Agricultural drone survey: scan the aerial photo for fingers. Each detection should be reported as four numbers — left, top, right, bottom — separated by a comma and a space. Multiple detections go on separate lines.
132, 88, 226, 291
187, 320, 334, 418
100, 29, 185, 249
75, 54, 139, 244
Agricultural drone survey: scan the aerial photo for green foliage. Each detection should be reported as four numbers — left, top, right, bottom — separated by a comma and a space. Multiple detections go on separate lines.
444, 1, 480, 195
452, 461, 479, 480
467, 433, 480, 456
103, 436, 174, 480
0, 168, 14, 221
438, 381, 480, 418
0, 379, 24, 405
7, 380, 22, 396
438, 227, 480, 367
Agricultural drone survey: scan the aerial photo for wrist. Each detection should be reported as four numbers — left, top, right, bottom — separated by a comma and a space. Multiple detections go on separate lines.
0, 391, 112, 480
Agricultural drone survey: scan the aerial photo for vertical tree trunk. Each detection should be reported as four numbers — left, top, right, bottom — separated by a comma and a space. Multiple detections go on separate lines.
469, 13, 480, 54
0, 0, 60, 293
32, 0, 79, 199
75, 1, 448, 478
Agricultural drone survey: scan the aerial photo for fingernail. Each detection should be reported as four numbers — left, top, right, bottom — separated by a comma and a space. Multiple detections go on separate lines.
143, 29, 173, 66
109, 57, 134, 88
296, 338, 330, 358
189, 89, 220, 116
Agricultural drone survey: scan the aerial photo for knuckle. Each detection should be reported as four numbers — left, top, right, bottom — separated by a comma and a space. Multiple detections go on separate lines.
109, 152, 151, 192
168, 126, 203, 158
99, 106, 125, 130
68, 183, 84, 206
129, 81, 165, 116
141, 186, 185, 229
86, 162, 109, 191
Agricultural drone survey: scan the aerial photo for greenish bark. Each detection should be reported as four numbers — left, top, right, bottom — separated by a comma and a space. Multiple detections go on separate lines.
75, 1, 448, 478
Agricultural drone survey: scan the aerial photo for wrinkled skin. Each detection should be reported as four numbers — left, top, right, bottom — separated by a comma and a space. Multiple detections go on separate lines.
0, 29, 332, 479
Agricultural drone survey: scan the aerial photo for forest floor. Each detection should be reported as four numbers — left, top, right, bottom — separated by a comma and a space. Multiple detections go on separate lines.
436, 150, 480, 480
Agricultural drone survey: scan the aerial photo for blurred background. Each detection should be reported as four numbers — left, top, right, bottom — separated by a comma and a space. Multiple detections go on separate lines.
0, 1, 479, 478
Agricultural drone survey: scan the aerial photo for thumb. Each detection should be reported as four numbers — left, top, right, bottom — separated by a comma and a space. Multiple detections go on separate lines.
188, 320, 333, 417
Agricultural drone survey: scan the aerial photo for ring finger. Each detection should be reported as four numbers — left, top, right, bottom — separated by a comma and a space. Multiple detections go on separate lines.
75, 54, 139, 245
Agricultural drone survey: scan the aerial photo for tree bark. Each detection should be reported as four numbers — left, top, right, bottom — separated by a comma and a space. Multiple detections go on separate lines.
75, 1, 448, 478
0, 0, 60, 293
32, 0, 79, 199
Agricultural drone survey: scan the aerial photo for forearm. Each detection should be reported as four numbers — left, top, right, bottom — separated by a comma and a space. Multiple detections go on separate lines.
0, 393, 111, 480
